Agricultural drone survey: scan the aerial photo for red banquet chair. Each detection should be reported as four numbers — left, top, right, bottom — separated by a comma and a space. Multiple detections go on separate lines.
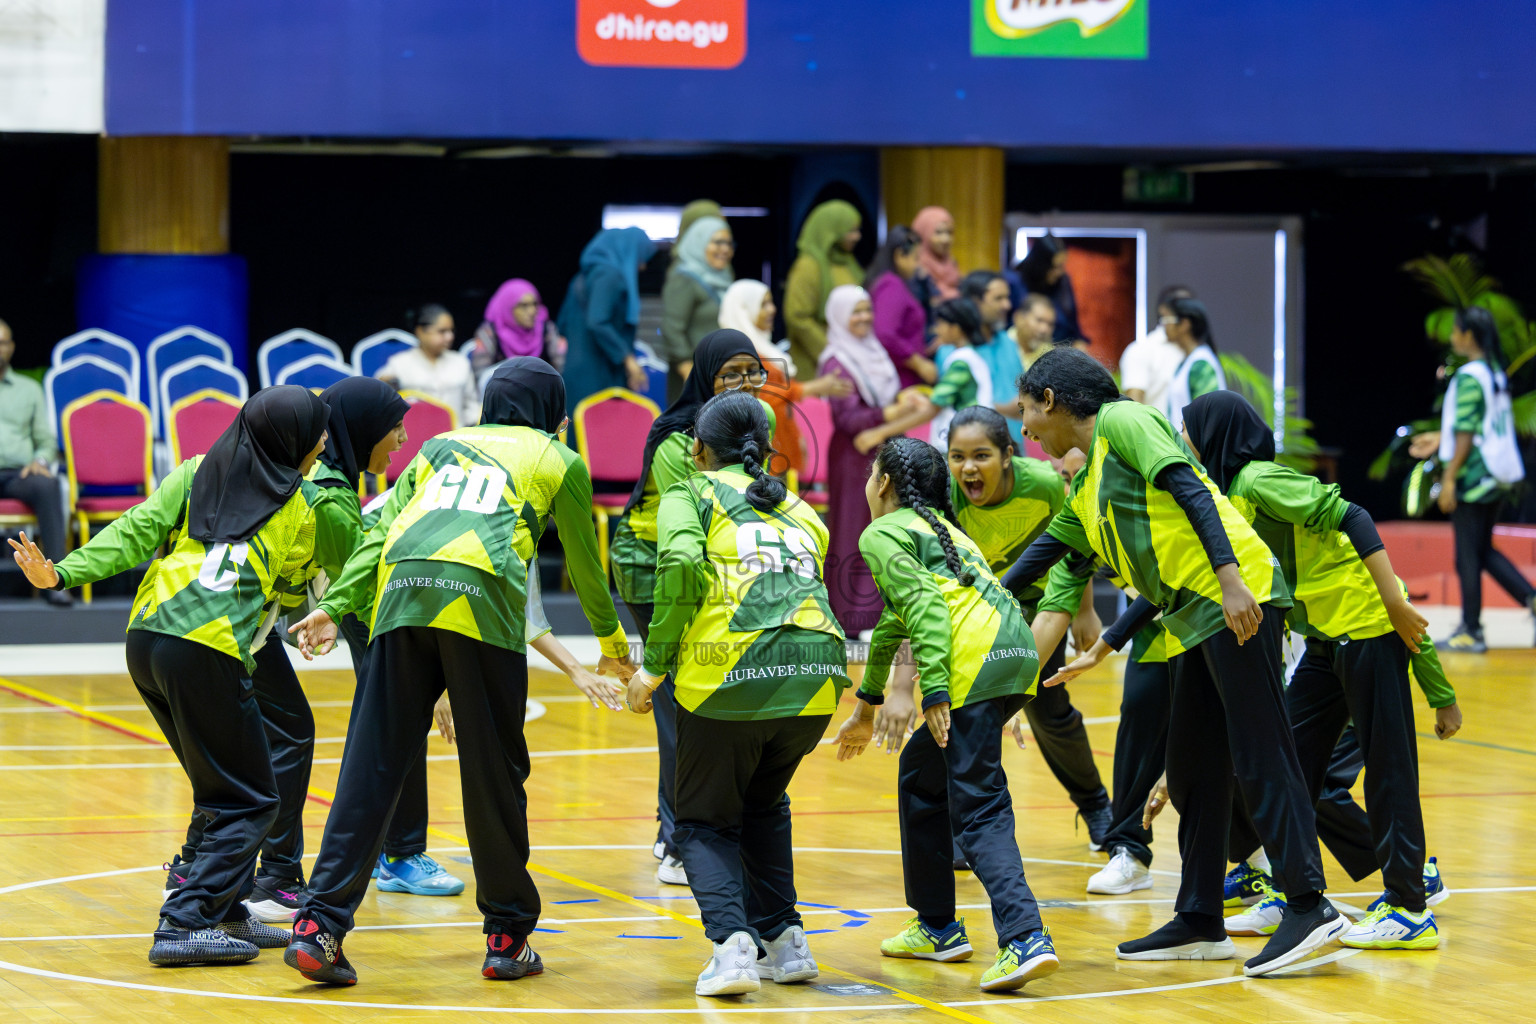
61, 390, 154, 603
386, 391, 459, 484
794, 396, 833, 513
573, 387, 660, 584
166, 389, 243, 464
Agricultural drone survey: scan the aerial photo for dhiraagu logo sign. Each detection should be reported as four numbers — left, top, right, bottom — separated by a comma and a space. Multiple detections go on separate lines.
973, 0, 1148, 59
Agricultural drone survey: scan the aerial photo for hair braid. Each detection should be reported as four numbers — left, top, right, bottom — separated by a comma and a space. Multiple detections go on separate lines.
738, 436, 786, 512
885, 438, 974, 587
693, 391, 787, 512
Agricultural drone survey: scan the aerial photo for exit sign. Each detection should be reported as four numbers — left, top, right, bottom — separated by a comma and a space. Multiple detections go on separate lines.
1124, 167, 1193, 204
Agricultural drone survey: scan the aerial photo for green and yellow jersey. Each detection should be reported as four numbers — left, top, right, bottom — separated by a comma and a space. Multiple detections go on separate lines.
53, 456, 322, 672
1406, 626, 1456, 709
612, 431, 694, 605
1223, 461, 1395, 643
951, 455, 1064, 616
612, 400, 778, 606
857, 508, 1038, 710
268, 461, 367, 616
1044, 400, 1289, 658
319, 424, 627, 659
644, 466, 849, 721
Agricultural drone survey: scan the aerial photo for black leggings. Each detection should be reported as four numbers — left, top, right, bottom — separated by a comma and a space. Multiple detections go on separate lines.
899, 694, 1043, 948
626, 600, 680, 857
1232, 635, 1426, 910
303, 626, 538, 938
180, 637, 315, 882
1166, 609, 1326, 917
1022, 642, 1109, 812
339, 614, 429, 860
1452, 499, 1535, 630
128, 630, 278, 930
1099, 657, 1172, 865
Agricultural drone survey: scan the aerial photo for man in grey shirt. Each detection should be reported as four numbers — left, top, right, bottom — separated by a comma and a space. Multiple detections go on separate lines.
0, 319, 71, 605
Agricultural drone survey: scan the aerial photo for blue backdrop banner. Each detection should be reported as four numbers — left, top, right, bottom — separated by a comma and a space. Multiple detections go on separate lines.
105, 1, 1536, 153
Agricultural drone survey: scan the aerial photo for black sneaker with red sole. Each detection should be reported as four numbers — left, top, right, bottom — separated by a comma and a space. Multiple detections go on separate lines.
284, 915, 357, 985
483, 933, 543, 980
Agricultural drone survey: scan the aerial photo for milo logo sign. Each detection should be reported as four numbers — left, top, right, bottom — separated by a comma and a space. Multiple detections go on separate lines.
972, 0, 1148, 59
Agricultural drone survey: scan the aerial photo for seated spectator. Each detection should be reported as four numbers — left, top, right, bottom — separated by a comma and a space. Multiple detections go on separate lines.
468, 279, 565, 374
0, 319, 69, 605
867, 227, 938, 387
558, 226, 656, 420
1119, 285, 1193, 408
1016, 233, 1088, 345
377, 304, 479, 427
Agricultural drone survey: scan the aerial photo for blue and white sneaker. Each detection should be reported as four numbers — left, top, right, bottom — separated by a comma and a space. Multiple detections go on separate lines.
980, 929, 1059, 991
375, 853, 466, 896
1367, 857, 1449, 912
1224, 860, 1272, 907
1225, 882, 1285, 936
1341, 904, 1439, 949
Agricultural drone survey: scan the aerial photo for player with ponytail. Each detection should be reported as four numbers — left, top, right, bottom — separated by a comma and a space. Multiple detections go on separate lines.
625, 390, 849, 998
834, 435, 1059, 993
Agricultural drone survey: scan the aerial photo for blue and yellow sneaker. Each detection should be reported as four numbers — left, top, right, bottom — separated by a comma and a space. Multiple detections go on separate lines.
1367, 857, 1449, 912
1223, 860, 1272, 907
1340, 904, 1439, 949
1225, 881, 1285, 936
376, 853, 466, 896
880, 917, 973, 962
980, 929, 1059, 991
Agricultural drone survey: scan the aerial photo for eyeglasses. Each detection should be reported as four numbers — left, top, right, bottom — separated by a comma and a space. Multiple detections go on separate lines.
708, 238, 736, 249
716, 368, 770, 389
1158, 314, 1180, 325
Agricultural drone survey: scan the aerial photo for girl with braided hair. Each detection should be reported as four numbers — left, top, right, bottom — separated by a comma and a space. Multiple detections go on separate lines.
834, 436, 1058, 994
626, 390, 850, 998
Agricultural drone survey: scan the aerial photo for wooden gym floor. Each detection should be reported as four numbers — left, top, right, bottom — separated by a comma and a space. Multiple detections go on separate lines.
0, 640, 1532, 1023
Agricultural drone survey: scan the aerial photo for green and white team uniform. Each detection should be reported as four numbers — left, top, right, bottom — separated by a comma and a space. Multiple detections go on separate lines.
1439, 358, 1524, 502
612, 431, 694, 605
929, 348, 993, 454
643, 466, 850, 720
1165, 343, 1224, 431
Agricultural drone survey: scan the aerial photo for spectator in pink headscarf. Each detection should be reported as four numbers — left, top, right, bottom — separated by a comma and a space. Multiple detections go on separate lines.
912, 206, 962, 303
469, 279, 566, 373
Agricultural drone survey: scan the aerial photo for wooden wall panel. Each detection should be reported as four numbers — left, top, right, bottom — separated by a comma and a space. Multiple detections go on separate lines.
98, 136, 229, 254
880, 146, 1005, 277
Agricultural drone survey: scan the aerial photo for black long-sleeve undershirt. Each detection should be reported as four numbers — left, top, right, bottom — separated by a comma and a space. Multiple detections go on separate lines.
1339, 502, 1384, 559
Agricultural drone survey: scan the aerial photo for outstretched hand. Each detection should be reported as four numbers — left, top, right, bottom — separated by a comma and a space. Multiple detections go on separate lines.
1044, 639, 1110, 687
835, 702, 876, 761
8, 532, 59, 590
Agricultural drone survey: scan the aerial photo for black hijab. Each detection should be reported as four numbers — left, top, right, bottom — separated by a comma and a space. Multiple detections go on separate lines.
623, 329, 759, 513
189, 385, 330, 543
1182, 391, 1275, 494
318, 377, 410, 490
482, 356, 567, 432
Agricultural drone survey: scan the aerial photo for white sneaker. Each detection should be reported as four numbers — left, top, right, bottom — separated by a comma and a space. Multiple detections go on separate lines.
653, 841, 666, 861
1087, 846, 1152, 895
1225, 888, 1285, 936
696, 931, 760, 996
760, 925, 818, 983
657, 854, 688, 886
